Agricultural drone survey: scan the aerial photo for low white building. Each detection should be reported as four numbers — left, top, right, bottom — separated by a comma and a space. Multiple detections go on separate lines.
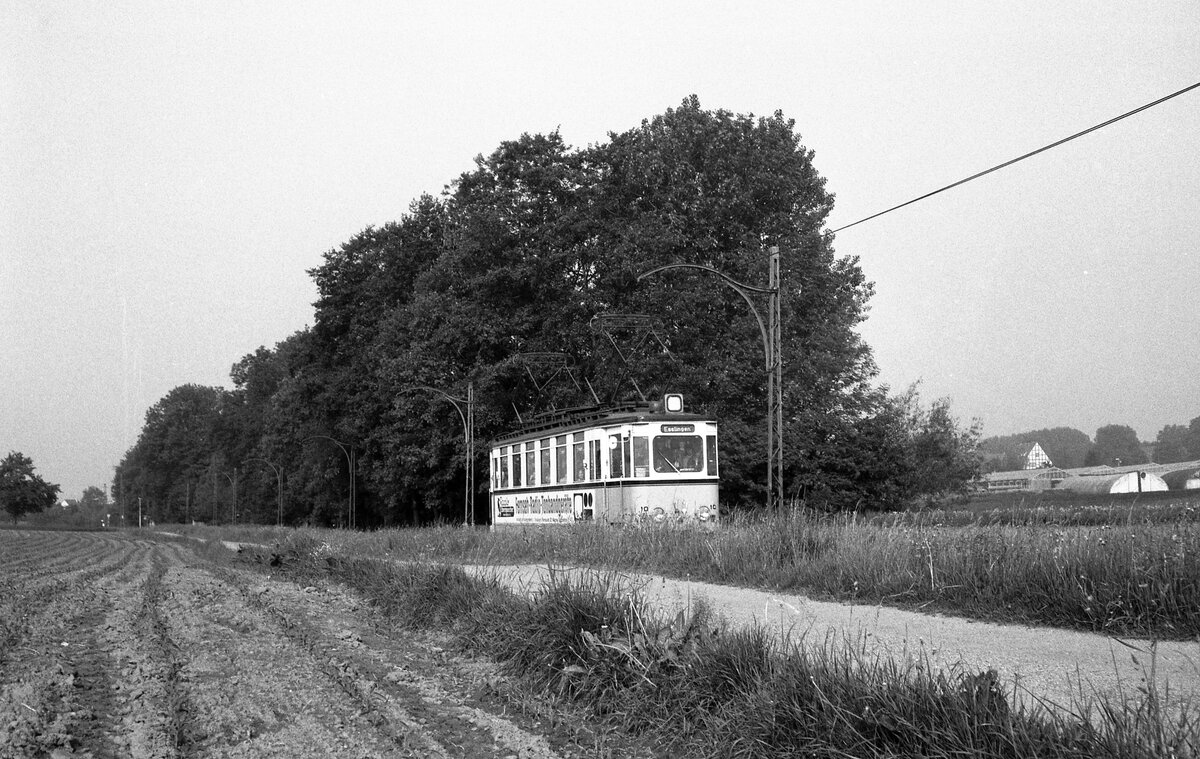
1161, 462, 1200, 491
982, 467, 1068, 492
1055, 471, 1169, 494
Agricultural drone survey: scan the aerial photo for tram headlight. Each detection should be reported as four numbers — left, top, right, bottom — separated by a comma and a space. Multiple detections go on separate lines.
651, 507, 667, 523
696, 506, 712, 521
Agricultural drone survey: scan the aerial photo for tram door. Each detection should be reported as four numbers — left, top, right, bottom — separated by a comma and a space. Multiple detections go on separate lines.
603, 431, 631, 519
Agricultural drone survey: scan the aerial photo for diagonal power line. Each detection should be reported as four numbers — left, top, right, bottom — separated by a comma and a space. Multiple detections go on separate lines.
832, 80, 1200, 234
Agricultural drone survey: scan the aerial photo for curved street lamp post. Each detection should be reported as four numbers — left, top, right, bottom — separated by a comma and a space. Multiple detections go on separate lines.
245, 457, 284, 526
303, 436, 355, 528
637, 248, 785, 509
221, 468, 238, 523
401, 383, 475, 526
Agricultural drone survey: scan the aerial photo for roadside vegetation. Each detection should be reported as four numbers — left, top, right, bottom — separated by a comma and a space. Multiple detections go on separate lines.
220, 531, 1197, 758
169, 491, 1200, 640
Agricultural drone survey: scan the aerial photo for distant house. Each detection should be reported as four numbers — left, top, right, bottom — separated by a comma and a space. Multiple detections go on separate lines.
1024, 443, 1053, 469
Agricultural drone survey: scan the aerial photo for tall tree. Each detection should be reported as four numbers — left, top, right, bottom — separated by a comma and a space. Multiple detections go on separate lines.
1, 451, 60, 523
587, 100, 874, 505
1154, 424, 1193, 464
306, 199, 453, 525
113, 384, 224, 523
900, 389, 983, 502
1086, 424, 1148, 467
1188, 416, 1200, 462
79, 485, 108, 510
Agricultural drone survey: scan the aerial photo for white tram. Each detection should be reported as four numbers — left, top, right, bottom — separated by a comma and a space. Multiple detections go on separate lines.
489, 394, 719, 527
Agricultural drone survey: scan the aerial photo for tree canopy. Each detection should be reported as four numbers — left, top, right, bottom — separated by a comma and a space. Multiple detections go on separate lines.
1086, 424, 1149, 467
1, 451, 60, 523
113, 98, 981, 525
1153, 417, 1200, 464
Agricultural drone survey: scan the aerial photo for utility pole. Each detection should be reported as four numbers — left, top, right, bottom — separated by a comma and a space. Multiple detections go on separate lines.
400, 383, 475, 526
638, 247, 786, 509
246, 457, 284, 527
221, 469, 238, 524
303, 436, 354, 528
768, 249, 784, 511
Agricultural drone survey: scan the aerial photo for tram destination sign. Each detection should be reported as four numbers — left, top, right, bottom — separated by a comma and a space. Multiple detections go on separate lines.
661, 424, 695, 434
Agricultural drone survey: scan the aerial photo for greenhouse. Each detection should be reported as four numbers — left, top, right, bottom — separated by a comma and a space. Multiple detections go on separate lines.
1054, 470, 1169, 494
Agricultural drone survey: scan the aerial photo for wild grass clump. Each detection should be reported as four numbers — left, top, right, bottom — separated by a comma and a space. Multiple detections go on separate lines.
353, 506, 1200, 636
164, 493, 1200, 636
244, 538, 1197, 758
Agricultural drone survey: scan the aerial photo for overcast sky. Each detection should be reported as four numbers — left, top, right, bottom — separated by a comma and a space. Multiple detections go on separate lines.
3, 2, 1198, 499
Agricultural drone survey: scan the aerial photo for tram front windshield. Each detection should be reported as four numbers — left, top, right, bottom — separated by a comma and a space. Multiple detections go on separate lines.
653, 436, 704, 474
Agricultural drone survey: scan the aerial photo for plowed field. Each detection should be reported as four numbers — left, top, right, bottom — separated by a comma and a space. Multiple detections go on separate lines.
0, 530, 602, 759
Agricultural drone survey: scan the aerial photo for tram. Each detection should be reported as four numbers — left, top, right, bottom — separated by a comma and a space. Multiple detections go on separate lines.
489, 394, 719, 527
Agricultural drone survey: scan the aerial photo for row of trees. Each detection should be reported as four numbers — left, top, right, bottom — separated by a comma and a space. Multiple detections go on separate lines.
979, 416, 1200, 472
112, 98, 982, 527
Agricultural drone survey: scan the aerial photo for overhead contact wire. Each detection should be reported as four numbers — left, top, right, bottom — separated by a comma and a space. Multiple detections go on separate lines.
831, 80, 1200, 234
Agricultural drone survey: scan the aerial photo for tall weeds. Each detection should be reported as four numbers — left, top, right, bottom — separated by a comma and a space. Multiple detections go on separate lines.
254, 533, 1198, 758
169, 497, 1200, 637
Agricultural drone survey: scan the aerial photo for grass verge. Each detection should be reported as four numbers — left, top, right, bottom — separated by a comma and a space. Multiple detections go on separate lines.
164, 495, 1200, 639
240, 533, 1198, 758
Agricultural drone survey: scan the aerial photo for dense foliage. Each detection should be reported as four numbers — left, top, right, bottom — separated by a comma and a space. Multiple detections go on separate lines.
1085, 424, 1149, 467
1154, 417, 1200, 464
1, 451, 60, 523
113, 98, 982, 525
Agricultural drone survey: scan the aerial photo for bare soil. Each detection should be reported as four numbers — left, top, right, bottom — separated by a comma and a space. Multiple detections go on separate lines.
0, 531, 626, 759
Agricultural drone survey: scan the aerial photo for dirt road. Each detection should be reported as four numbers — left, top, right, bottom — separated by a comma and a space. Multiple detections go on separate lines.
472, 563, 1200, 714
0, 531, 599, 759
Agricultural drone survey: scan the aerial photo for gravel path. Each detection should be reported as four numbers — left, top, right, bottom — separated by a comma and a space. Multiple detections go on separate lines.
470, 563, 1200, 714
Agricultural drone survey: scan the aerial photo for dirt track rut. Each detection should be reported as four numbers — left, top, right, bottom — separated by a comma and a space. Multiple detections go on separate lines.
0, 531, 591, 759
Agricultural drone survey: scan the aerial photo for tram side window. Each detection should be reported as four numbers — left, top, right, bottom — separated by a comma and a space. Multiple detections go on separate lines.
555, 435, 567, 483
539, 439, 551, 485
706, 435, 718, 476
572, 433, 585, 482
632, 437, 649, 477
589, 440, 601, 481
653, 436, 704, 474
525, 444, 536, 488
609, 435, 624, 478
511, 448, 522, 487
500, 452, 510, 487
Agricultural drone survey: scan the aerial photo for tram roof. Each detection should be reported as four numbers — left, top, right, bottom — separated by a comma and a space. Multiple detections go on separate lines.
492, 400, 714, 445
